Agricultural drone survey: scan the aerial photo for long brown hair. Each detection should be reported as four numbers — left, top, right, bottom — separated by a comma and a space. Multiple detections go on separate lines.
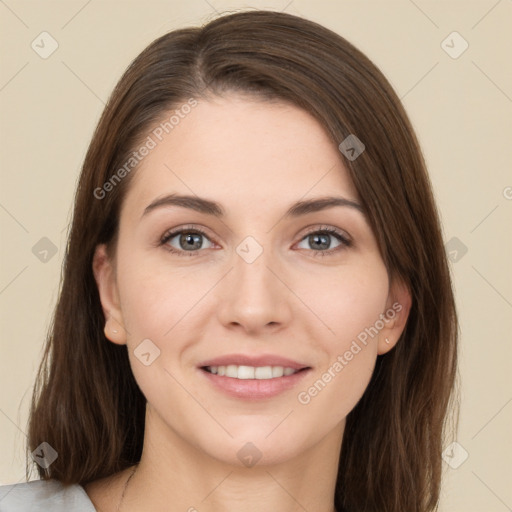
26, 9, 459, 512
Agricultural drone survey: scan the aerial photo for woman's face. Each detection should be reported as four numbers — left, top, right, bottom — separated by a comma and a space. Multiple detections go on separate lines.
94, 93, 410, 467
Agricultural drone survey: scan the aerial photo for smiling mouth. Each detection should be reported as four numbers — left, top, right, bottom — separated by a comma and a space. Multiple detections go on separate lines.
202, 365, 310, 380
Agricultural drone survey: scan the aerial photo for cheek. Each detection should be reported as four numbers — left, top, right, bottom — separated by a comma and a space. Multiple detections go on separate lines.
301, 257, 389, 346
116, 247, 206, 338
296, 345, 377, 439
116, 255, 203, 405
293, 259, 388, 422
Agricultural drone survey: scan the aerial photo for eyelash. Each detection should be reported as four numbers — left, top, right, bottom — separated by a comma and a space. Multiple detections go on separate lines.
159, 224, 352, 258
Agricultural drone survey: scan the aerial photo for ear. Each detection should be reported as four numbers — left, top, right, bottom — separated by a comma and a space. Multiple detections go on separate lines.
92, 244, 127, 345
377, 278, 412, 355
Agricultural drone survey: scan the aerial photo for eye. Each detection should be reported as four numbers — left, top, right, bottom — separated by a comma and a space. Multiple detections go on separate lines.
159, 225, 352, 258
160, 226, 215, 256
295, 226, 352, 257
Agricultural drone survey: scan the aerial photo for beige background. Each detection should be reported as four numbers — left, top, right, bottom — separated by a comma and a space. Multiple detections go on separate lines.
1, 1, 511, 510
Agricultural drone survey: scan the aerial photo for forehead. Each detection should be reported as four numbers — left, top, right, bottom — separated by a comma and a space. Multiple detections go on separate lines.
123, 94, 359, 217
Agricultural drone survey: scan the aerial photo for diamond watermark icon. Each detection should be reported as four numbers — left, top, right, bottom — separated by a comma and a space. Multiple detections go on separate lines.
338, 134, 365, 161
31, 442, 58, 469
236, 236, 263, 264
237, 442, 262, 468
31, 31, 59, 59
442, 441, 469, 469
32, 237, 58, 263
445, 237, 468, 263
441, 31, 468, 59
134, 338, 161, 366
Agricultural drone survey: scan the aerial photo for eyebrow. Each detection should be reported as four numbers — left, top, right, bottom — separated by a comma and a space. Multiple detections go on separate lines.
142, 193, 365, 219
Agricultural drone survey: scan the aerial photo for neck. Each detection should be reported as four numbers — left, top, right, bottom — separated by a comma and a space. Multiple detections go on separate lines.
117, 405, 343, 512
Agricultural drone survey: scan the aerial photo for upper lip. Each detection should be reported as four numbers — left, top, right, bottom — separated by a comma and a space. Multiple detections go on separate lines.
199, 354, 310, 370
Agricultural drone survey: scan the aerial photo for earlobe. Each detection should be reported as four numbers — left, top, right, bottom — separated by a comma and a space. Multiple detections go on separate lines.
377, 279, 412, 355
92, 244, 127, 345
104, 314, 127, 345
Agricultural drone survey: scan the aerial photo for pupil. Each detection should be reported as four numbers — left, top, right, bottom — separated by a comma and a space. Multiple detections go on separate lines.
311, 234, 329, 250
182, 233, 202, 250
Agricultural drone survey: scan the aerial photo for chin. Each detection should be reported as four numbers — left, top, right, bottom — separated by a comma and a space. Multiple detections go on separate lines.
200, 426, 309, 468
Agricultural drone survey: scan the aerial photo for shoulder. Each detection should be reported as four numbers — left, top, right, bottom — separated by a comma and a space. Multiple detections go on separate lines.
0, 479, 96, 512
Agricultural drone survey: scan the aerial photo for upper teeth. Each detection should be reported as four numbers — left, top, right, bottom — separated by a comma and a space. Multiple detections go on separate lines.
207, 365, 297, 379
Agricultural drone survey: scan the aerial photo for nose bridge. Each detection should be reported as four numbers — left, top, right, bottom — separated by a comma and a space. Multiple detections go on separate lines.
233, 234, 280, 300
216, 233, 291, 330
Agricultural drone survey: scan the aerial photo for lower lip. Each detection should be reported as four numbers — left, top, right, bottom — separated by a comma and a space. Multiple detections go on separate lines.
199, 368, 311, 399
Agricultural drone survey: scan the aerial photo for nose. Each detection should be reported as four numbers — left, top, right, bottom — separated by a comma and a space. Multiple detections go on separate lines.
215, 241, 293, 335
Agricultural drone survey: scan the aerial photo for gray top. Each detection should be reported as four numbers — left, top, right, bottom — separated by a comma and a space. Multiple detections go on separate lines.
0, 479, 96, 511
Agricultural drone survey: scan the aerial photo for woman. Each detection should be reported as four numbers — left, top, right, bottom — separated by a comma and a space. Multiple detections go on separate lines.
0, 9, 458, 512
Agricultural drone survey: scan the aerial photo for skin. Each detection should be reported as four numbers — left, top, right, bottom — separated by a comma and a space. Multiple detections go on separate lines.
86, 94, 411, 512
